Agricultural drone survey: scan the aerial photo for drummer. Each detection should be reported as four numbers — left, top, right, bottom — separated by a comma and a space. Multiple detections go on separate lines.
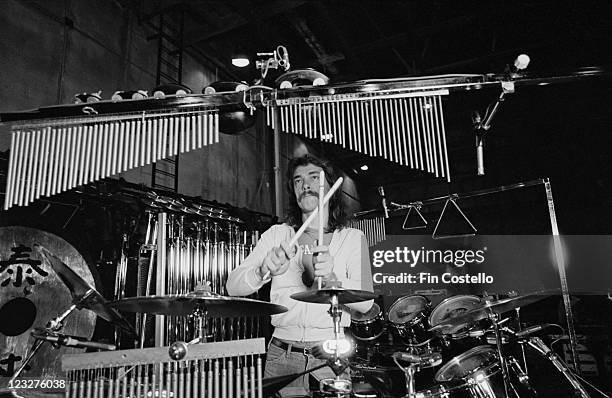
226, 153, 374, 397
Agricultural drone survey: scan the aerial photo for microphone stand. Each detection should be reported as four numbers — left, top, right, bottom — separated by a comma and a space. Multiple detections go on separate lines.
527, 337, 591, 398
9, 290, 94, 384
473, 81, 515, 176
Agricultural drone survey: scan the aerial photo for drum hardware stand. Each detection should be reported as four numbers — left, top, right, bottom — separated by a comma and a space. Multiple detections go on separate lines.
527, 337, 592, 398
506, 356, 538, 396
487, 307, 513, 398
9, 289, 95, 383
138, 212, 158, 348
514, 307, 530, 376
329, 285, 350, 396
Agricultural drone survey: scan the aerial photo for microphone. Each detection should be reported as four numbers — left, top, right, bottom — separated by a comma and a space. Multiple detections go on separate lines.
32, 331, 116, 351
515, 324, 553, 338
378, 186, 389, 218
476, 135, 485, 176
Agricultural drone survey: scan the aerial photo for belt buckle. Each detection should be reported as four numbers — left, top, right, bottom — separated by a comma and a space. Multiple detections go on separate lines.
302, 347, 309, 356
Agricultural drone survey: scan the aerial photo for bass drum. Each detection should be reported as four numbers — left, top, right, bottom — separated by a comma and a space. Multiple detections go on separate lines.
0, 227, 96, 389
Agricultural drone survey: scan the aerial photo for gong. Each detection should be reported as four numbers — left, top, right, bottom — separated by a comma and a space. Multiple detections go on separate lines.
0, 227, 96, 386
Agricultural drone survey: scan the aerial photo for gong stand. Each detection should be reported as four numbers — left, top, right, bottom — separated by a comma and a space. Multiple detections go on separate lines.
10, 288, 96, 383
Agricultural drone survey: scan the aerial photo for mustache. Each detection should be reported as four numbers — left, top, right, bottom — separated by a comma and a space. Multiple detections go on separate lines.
299, 191, 319, 200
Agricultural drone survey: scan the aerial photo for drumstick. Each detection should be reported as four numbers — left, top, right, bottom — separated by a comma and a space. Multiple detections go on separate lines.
317, 170, 325, 290
262, 176, 343, 280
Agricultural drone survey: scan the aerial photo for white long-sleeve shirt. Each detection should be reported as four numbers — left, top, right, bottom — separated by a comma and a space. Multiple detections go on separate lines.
225, 224, 374, 342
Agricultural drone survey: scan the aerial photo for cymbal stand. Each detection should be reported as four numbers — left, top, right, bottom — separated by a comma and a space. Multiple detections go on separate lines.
487, 308, 512, 398
192, 303, 209, 343
527, 337, 590, 398
10, 289, 95, 383
322, 290, 351, 397
514, 307, 529, 376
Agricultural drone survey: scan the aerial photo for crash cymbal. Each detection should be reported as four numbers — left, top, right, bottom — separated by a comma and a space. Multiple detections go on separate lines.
290, 287, 377, 304
34, 244, 136, 334
429, 291, 552, 333
109, 292, 288, 317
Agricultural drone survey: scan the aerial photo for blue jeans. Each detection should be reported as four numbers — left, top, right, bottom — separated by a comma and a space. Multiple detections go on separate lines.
264, 339, 349, 397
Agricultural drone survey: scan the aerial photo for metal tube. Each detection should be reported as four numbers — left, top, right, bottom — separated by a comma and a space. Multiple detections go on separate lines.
249, 359, 255, 398
5, 131, 19, 208
410, 98, 424, 170
53, 129, 63, 196
214, 112, 219, 143
91, 124, 100, 181
257, 357, 262, 398
22, 130, 35, 205
162, 117, 169, 159
37, 128, 49, 199
144, 118, 152, 163
425, 97, 439, 176
272, 107, 283, 218
382, 99, 391, 161
195, 114, 202, 150
367, 101, 376, 156
435, 96, 451, 182
391, 99, 403, 165
107, 122, 116, 177
81, 125, 91, 185
44, 128, 58, 198
174, 116, 181, 155
399, 99, 412, 168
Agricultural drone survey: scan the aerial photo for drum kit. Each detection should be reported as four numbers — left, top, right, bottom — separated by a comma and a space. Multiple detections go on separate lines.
1, 237, 597, 398
348, 292, 595, 398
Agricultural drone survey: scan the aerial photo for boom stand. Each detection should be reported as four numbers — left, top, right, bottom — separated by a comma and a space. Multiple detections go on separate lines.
9, 289, 95, 383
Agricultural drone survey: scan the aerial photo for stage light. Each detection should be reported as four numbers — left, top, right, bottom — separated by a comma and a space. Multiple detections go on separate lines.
360, 165, 369, 171
232, 55, 250, 68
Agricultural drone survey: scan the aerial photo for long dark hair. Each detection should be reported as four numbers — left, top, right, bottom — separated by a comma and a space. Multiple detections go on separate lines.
285, 154, 347, 231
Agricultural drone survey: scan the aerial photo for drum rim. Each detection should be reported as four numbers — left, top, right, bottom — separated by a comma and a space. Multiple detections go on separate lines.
435, 345, 498, 382
428, 294, 482, 327
351, 302, 382, 323
353, 329, 385, 341
387, 295, 430, 324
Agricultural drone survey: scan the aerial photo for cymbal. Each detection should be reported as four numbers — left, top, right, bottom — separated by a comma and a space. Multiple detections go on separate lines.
109, 292, 288, 317
290, 287, 376, 304
429, 291, 552, 333
35, 244, 136, 334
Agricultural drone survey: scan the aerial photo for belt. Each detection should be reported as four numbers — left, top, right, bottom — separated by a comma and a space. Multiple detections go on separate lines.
270, 337, 314, 355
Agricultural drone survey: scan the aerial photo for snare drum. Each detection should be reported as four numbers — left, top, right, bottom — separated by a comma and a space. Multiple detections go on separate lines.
435, 345, 514, 398
388, 295, 432, 347
350, 302, 385, 342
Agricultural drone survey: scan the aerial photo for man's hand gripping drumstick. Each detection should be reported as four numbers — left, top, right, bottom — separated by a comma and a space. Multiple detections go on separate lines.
260, 176, 344, 281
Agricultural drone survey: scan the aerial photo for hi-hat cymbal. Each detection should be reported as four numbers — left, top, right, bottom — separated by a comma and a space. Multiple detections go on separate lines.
290, 287, 377, 304
109, 292, 288, 317
429, 291, 552, 333
35, 244, 136, 335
